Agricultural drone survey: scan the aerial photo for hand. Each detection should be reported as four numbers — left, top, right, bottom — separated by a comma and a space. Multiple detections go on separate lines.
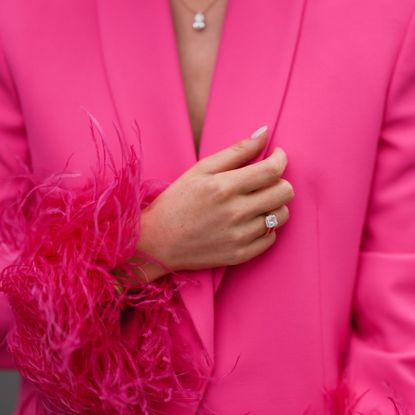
135, 126, 294, 282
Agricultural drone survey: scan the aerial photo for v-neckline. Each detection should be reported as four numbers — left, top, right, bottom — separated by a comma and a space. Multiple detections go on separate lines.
166, 0, 230, 161
95, 0, 308, 367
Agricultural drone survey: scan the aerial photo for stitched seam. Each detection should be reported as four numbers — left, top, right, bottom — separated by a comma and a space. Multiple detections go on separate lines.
315, 192, 327, 386
264, 0, 309, 157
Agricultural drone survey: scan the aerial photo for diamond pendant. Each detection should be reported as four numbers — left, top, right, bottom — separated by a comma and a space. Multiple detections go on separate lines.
193, 12, 206, 31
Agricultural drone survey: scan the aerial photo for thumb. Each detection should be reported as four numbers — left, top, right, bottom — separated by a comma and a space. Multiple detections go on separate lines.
196, 125, 269, 174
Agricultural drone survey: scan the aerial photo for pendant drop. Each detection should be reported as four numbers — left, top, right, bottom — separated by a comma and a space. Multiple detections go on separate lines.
193, 12, 206, 31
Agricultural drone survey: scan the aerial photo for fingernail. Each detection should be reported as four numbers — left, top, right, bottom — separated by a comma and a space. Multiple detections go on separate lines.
250, 125, 268, 139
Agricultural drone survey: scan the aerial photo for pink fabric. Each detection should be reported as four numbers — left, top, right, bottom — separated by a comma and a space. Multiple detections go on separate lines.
0, 116, 214, 414
0, 0, 415, 413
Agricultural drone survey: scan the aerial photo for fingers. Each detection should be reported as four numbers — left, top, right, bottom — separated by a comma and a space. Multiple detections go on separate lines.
195, 125, 269, 174
232, 204, 290, 243
243, 178, 295, 217
228, 228, 277, 266
220, 147, 288, 194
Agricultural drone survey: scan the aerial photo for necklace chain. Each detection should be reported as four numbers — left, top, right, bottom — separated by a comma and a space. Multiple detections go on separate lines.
175, 0, 220, 31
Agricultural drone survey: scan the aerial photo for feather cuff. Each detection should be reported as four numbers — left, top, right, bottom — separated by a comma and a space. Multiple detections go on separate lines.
0, 114, 210, 414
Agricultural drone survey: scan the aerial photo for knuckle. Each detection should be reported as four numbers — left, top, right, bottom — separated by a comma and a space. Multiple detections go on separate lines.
266, 230, 277, 244
261, 233, 276, 254
281, 204, 290, 220
279, 179, 295, 198
229, 208, 244, 225
275, 147, 288, 163
228, 198, 248, 224
210, 177, 231, 200
264, 163, 282, 181
231, 139, 250, 153
229, 227, 245, 245
193, 156, 211, 173
193, 158, 204, 171
229, 246, 247, 265
269, 231, 278, 245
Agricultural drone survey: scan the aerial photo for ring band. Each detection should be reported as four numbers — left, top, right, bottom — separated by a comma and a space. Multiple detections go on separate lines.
264, 213, 279, 234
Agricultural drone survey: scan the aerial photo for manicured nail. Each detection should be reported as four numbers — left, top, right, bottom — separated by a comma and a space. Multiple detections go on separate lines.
250, 125, 268, 139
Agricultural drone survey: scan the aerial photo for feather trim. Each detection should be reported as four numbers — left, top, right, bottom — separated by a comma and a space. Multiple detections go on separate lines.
302, 374, 406, 415
322, 380, 405, 415
0, 113, 211, 414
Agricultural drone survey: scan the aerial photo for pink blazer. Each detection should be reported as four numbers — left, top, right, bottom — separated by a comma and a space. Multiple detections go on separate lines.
1, 0, 415, 414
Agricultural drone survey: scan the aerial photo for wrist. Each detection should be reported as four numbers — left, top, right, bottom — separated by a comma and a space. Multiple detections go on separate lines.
112, 256, 171, 298
112, 206, 176, 294
135, 205, 177, 274
131, 256, 170, 284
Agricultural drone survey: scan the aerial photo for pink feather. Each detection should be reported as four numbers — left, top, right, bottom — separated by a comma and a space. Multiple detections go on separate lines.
1, 113, 406, 415
302, 373, 406, 415
0, 114, 211, 414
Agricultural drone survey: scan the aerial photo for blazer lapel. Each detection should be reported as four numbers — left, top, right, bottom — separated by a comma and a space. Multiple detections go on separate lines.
196, 0, 308, 294
94, 0, 307, 366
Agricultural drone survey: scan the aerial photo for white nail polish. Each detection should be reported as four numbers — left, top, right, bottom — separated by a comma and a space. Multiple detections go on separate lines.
250, 125, 268, 139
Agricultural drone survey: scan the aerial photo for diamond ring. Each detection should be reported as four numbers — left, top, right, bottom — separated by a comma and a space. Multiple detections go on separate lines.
264, 213, 279, 234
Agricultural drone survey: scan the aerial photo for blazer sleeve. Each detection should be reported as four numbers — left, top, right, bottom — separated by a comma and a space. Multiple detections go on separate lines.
0, 30, 30, 369
343, 6, 415, 414
0, 35, 207, 414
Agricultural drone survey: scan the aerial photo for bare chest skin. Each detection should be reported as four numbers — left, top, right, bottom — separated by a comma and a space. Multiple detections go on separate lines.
170, 0, 228, 158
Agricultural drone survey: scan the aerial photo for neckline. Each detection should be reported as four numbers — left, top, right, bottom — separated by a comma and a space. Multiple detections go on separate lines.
166, 0, 230, 161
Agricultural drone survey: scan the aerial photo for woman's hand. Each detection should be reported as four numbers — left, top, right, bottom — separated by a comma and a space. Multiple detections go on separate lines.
136, 126, 295, 282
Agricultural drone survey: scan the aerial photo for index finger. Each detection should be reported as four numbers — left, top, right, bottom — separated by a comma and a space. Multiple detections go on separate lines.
217, 147, 288, 194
